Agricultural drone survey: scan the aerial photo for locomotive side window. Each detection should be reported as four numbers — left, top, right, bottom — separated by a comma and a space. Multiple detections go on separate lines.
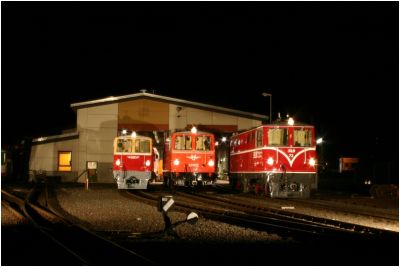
116, 139, 133, 153
196, 135, 211, 151
268, 128, 288, 146
294, 129, 312, 147
175, 135, 192, 150
256, 129, 263, 147
135, 139, 151, 153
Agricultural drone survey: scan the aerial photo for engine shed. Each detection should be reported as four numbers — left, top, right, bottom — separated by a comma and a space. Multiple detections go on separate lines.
29, 90, 267, 183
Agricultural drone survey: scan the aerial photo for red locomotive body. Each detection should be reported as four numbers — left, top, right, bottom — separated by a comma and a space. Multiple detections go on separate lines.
163, 128, 216, 187
230, 121, 316, 198
113, 135, 154, 189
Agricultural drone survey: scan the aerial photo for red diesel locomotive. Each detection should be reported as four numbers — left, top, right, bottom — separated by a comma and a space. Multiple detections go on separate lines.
113, 134, 155, 189
229, 119, 317, 198
163, 127, 216, 188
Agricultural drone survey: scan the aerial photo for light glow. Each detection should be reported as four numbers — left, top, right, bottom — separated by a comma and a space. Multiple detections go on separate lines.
191, 126, 197, 134
116, 159, 121, 166
308, 158, 316, 167
145, 160, 151, 166
173, 158, 180, 166
267, 157, 274, 166
316, 138, 323, 144
208, 159, 215, 167
288, 117, 294, 126
131, 131, 137, 138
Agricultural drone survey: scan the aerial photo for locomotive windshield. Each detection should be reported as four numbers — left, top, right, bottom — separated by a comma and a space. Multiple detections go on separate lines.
174, 135, 192, 150
196, 135, 211, 151
116, 139, 133, 153
115, 138, 151, 153
294, 128, 312, 147
268, 128, 288, 146
135, 139, 151, 153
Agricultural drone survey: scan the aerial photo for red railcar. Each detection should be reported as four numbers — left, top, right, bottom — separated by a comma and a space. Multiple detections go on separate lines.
163, 128, 216, 187
229, 120, 317, 198
113, 135, 155, 189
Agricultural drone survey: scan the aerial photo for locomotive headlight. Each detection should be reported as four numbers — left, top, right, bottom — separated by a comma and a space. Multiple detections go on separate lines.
308, 158, 316, 167
208, 159, 214, 167
116, 159, 121, 166
145, 160, 151, 166
267, 157, 274, 166
173, 158, 180, 166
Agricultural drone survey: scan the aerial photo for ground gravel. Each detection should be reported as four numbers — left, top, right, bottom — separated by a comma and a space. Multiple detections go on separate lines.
1, 203, 26, 226
54, 185, 285, 243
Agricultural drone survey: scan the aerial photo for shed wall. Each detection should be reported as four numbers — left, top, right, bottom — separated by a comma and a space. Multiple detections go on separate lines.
77, 103, 118, 183
29, 139, 79, 182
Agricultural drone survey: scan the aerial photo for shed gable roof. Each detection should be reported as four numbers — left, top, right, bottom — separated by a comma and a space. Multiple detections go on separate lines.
70, 91, 268, 121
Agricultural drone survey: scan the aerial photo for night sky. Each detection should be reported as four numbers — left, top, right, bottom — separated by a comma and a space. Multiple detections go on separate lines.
2, 2, 398, 166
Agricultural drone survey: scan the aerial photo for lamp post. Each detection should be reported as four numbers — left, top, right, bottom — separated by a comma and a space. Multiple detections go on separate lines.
262, 92, 272, 123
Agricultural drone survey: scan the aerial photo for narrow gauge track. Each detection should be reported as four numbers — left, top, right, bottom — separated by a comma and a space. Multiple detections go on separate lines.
282, 197, 399, 220
178, 188, 398, 239
126, 190, 392, 243
1, 184, 154, 265
214, 183, 398, 221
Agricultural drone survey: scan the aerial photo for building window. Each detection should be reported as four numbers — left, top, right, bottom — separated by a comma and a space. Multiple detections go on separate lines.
58, 151, 72, 171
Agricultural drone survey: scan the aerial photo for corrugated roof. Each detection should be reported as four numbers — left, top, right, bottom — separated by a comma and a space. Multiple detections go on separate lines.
32, 132, 79, 144
70, 91, 268, 121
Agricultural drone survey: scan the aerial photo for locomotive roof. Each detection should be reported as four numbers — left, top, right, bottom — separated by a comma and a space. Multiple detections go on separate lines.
265, 120, 314, 127
114, 135, 152, 140
70, 91, 268, 121
173, 131, 213, 135
232, 121, 314, 136
32, 132, 79, 145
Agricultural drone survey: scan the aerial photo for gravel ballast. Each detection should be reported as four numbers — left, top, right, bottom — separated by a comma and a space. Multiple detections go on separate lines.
53, 184, 284, 243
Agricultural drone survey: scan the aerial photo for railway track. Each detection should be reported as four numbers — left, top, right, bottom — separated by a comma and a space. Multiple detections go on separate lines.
126, 189, 397, 243
1, 184, 154, 265
283, 197, 399, 220
179, 189, 398, 238
214, 183, 398, 221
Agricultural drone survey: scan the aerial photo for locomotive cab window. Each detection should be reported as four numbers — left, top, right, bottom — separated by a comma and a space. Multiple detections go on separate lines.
135, 139, 151, 153
268, 128, 288, 146
116, 138, 133, 153
196, 136, 211, 151
175, 135, 192, 150
294, 129, 312, 147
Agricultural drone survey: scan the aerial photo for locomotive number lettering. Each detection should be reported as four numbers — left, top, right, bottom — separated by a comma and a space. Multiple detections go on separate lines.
289, 154, 294, 158
288, 149, 296, 153
253, 151, 262, 159
128, 156, 140, 159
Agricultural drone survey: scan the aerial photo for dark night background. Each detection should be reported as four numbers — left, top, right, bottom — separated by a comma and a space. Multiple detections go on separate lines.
1, 2, 399, 179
